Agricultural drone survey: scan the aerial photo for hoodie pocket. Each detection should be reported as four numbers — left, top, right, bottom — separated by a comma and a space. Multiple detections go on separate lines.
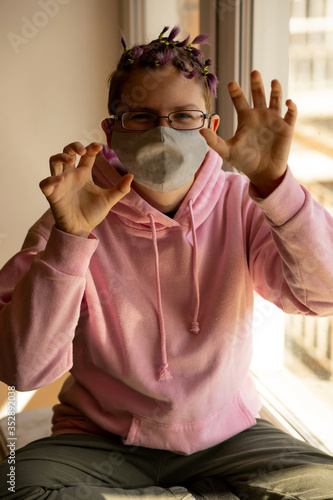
123, 386, 261, 456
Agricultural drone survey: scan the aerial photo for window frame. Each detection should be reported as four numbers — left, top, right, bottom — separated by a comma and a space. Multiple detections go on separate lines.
201, 0, 333, 453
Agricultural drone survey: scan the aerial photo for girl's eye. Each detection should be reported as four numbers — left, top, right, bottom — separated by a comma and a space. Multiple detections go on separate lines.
173, 113, 193, 120
128, 113, 155, 122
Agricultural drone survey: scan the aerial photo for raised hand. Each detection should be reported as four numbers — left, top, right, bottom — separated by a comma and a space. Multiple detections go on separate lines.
201, 70, 298, 197
40, 142, 133, 237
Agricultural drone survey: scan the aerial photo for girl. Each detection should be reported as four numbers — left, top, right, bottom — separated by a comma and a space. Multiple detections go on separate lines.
1, 26, 333, 500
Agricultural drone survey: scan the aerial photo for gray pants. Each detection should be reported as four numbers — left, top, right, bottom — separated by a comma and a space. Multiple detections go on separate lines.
1, 419, 333, 500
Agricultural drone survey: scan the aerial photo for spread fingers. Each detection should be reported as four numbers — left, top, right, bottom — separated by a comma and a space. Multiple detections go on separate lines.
49, 153, 76, 176
251, 70, 267, 109
269, 79, 283, 115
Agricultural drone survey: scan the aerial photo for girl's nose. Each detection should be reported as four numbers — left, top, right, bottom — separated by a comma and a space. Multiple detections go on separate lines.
155, 116, 172, 128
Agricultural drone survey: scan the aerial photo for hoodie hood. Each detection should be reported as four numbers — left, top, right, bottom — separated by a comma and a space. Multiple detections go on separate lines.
93, 145, 225, 231
93, 145, 225, 381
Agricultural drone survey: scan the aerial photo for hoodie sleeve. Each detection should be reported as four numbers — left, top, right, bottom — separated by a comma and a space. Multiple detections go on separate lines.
0, 213, 98, 391
247, 166, 333, 316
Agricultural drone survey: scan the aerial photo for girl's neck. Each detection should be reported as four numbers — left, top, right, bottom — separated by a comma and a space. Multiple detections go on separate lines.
132, 177, 194, 213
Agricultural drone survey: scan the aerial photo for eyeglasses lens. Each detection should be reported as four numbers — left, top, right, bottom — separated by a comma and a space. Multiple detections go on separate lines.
122, 111, 205, 130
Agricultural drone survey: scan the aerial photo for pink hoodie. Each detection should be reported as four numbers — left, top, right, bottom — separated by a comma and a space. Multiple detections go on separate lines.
1, 147, 333, 455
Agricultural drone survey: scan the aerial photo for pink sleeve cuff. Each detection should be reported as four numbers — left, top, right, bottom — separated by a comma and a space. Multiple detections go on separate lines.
249, 166, 306, 226
40, 226, 99, 276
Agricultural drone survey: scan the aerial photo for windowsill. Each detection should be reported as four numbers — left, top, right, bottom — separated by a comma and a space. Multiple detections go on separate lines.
251, 295, 333, 455
252, 360, 333, 454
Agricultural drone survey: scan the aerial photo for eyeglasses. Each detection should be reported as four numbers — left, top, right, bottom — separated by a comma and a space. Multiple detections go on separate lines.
110, 110, 212, 131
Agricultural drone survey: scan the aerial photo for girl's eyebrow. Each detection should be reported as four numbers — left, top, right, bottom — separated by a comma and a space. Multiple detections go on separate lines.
126, 106, 156, 112
126, 104, 202, 112
173, 104, 202, 110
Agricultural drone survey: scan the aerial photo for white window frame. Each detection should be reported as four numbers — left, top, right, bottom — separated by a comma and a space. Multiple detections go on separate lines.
201, 0, 290, 169
119, 0, 145, 47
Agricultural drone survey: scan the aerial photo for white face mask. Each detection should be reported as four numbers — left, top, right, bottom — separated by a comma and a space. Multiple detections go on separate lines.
111, 127, 209, 193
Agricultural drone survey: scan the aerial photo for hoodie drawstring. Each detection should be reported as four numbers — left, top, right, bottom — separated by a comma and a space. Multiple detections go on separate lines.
189, 200, 201, 334
148, 213, 172, 382
148, 203, 201, 382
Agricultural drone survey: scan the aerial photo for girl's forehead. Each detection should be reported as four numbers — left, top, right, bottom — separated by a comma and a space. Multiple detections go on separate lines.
119, 65, 206, 110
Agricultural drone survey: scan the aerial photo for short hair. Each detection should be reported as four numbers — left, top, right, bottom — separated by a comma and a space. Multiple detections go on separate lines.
107, 26, 218, 115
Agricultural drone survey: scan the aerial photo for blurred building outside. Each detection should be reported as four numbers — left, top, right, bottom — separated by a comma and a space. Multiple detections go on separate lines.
254, 0, 333, 452
286, 0, 333, 388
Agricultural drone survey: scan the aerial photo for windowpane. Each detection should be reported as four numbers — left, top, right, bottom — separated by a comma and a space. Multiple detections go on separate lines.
178, 0, 200, 38
143, 0, 199, 40
252, 0, 333, 453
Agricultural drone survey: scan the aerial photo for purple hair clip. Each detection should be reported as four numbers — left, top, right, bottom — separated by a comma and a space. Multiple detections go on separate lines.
186, 34, 210, 56
174, 34, 190, 48
155, 51, 175, 66
202, 59, 218, 96
207, 73, 218, 96
191, 47, 203, 57
158, 26, 169, 40
132, 45, 144, 59
120, 34, 143, 65
158, 26, 181, 46
191, 34, 210, 45
121, 33, 127, 51
185, 68, 198, 80
167, 26, 180, 43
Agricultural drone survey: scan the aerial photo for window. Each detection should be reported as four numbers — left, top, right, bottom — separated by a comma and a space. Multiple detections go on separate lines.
284, 0, 333, 450
252, 0, 333, 453
119, 0, 200, 48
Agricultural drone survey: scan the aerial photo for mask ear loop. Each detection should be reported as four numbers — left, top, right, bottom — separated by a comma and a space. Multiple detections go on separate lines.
101, 118, 114, 146
105, 118, 114, 133
206, 113, 219, 130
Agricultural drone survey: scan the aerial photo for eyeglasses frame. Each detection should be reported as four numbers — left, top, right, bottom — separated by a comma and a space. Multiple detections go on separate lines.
108, 110, 213, 131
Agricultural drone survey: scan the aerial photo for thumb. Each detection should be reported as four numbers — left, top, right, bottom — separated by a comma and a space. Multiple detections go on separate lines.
105, 174, 133, 208
200, 129, 230, 160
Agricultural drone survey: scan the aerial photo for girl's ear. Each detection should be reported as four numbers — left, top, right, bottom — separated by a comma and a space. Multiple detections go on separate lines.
101, 118, 114, 147
210, 114, 220, 132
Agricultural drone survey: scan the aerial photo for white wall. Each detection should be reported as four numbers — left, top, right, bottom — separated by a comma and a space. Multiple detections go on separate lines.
0, 0, 120, 266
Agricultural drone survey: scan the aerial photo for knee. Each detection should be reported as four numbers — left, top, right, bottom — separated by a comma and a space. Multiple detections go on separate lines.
187, 477, 239, 500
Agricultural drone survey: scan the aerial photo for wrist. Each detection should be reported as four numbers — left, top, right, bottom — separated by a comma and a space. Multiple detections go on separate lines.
249, 170, 287, 198
55, 225, 91, 239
